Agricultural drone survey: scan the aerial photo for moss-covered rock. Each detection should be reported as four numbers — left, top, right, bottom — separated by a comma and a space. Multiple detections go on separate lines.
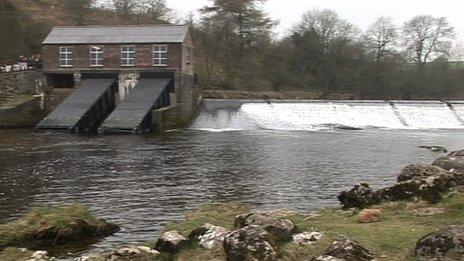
0, 205, 119, 250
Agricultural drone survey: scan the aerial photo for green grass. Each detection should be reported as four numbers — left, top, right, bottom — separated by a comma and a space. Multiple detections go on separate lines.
164, 203, 250, 236
0, 204, 117, 249
153, 187, 464, 261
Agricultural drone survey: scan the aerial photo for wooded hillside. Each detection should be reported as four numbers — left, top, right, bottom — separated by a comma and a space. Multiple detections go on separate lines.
1, 0, 463, 99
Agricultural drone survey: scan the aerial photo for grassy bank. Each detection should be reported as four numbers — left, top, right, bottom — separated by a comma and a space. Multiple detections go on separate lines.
160, 186, 464, 261
0, 204, 118, 250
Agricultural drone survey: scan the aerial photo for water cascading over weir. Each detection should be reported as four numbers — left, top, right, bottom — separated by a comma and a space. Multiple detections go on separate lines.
190, 100, 464, 131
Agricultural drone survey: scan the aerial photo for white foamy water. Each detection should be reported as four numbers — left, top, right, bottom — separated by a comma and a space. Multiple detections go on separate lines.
191, 100, 464, 131
395, 102, 463, 129
453, 104, 464, 122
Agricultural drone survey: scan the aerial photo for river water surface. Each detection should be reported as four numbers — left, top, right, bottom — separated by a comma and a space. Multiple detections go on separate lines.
0, 100, 464, 253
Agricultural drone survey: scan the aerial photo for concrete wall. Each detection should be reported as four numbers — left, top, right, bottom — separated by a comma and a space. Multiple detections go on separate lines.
42, 44, 182, 72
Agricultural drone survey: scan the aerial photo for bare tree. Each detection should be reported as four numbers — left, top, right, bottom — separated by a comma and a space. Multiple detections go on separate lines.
364, 17, 398, 62
139, 0, 171, 23
402, 15, 455, 65
112, 0, 139, 23
296, 9, 357, 53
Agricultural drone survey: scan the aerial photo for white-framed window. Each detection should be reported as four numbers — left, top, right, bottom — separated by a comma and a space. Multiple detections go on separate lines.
186, 46, 191, 65
121, 46, 135, 66
90, 46, 103, 67
60, 46, 74, 67
153, 45, 168, 66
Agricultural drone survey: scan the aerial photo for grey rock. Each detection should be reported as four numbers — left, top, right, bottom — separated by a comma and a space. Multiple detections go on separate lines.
77, 245, 159, 261
433, 150, 464, 172
155, 230, 189, 253
223, 225, 278, 261
337, 183, 380, 209
293, 231, 324, 245
235, 212, 298, 242
322, 236, 373, 261
188, 223, 230, 249
27, 250, 51, 261
339, 170, 464, 209
397, 164, 449, 182
312, 255, 345, 261
415, 226, 464, 260
419, 146, 448, 153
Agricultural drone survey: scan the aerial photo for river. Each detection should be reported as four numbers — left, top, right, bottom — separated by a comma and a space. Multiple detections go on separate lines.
0, 100, 463, 253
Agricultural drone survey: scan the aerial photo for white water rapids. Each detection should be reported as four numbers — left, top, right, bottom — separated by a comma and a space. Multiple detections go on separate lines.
191, 100, 464, 131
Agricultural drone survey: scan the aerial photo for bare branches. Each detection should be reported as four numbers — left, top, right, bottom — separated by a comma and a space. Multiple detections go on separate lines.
139, 0, 171, 23
402, 15, 455, 65
364, 17, 398, 62
296, 9, 358, 53
112, 0, 138, 24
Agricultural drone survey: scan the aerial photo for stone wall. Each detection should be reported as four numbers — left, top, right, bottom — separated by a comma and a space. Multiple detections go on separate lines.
0, 96, 44, 127
0, 71, 50, 127
0, 71, 44, 99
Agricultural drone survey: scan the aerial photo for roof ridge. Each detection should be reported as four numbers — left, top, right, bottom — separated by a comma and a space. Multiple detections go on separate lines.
52, 24, 189, 29
43, 25, 189, 44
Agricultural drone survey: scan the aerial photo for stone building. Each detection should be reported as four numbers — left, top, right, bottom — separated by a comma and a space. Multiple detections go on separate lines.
39, 25, 200, 132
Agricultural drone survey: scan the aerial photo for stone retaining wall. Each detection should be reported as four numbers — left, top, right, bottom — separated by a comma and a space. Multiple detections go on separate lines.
0, 71, 50, 127
0, 96, 44, 127
0, 71, 44, 97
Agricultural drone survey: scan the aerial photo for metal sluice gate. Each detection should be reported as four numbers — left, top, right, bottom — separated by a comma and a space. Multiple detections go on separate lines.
36, 78, 117, 133
36, 77, 172, 134
99, 78, 172, 134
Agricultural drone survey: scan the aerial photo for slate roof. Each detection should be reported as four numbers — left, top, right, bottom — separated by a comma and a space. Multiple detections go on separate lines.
42, 25, 189, 44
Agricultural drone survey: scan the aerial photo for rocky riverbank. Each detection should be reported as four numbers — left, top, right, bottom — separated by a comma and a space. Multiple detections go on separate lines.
2, 149, 464, 260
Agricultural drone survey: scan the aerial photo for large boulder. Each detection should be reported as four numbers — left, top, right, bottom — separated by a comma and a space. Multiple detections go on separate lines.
155, 230, 189, 253
188, 223, 230, 249
397, 164, 449, 182
415, 226, 464, 260
339, 171, 464, 209
376, 175, 449, 203
317, 236, 374, 261
223, 225, 278, 261
337, 183, 380, 209
234, 212, 297, 242
433, 150, 464, 172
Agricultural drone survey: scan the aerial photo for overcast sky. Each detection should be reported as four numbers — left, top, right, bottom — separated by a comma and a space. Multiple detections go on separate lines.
166, 0, 464, 39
